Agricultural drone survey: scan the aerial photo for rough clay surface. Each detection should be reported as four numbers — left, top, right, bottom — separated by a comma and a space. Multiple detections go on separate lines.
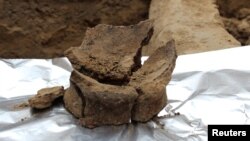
65, 21, 153, 84
143, 0, 241, 55
217, 0, 250, 45
71, 70, 138, 128
29, 86, 64, 109
64, 82, 84, 118
0, 0, 150, 58
65, 41, 176, 128
64, 21, 177, 128
64, 41, 177, 128
129, 40, 177, 121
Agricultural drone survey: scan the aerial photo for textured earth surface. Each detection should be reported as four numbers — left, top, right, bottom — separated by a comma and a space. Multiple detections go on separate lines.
0, 0, 249, 58
0, 0, 150, 58
143, 0, 241, 55
217, 0, 250, 45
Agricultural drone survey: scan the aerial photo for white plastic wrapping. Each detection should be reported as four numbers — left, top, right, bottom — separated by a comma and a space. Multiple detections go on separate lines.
1, 46, 250, 141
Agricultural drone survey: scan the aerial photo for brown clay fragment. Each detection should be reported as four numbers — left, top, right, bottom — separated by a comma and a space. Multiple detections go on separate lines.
70, 70, 138, 128
63, 21, 177, 128
65, 20, 153, 85
28, 86, 64, 109
129, 40, 177, 122
64, 82, 84, 118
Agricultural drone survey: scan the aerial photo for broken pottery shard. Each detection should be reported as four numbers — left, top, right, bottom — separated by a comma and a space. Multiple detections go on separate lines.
29, 86, 64, 109
69, 70, 138, 128
65, 20, 153, 85
129, 40, 177, 122
63, 21, 177, 128
64, 82, 84, 118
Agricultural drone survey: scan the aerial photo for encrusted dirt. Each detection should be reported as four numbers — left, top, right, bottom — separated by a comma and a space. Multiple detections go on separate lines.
65, 20, 153, 85
0, 0, 150, 58
64, 21, 177, 128
217, 0, 250, 45
0, 0, 248, 58
28, 86, 64, 109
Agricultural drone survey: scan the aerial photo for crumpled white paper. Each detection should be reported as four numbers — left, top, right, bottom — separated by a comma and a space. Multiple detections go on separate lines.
1, 46, 250, 141
0, 58, 72, 98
